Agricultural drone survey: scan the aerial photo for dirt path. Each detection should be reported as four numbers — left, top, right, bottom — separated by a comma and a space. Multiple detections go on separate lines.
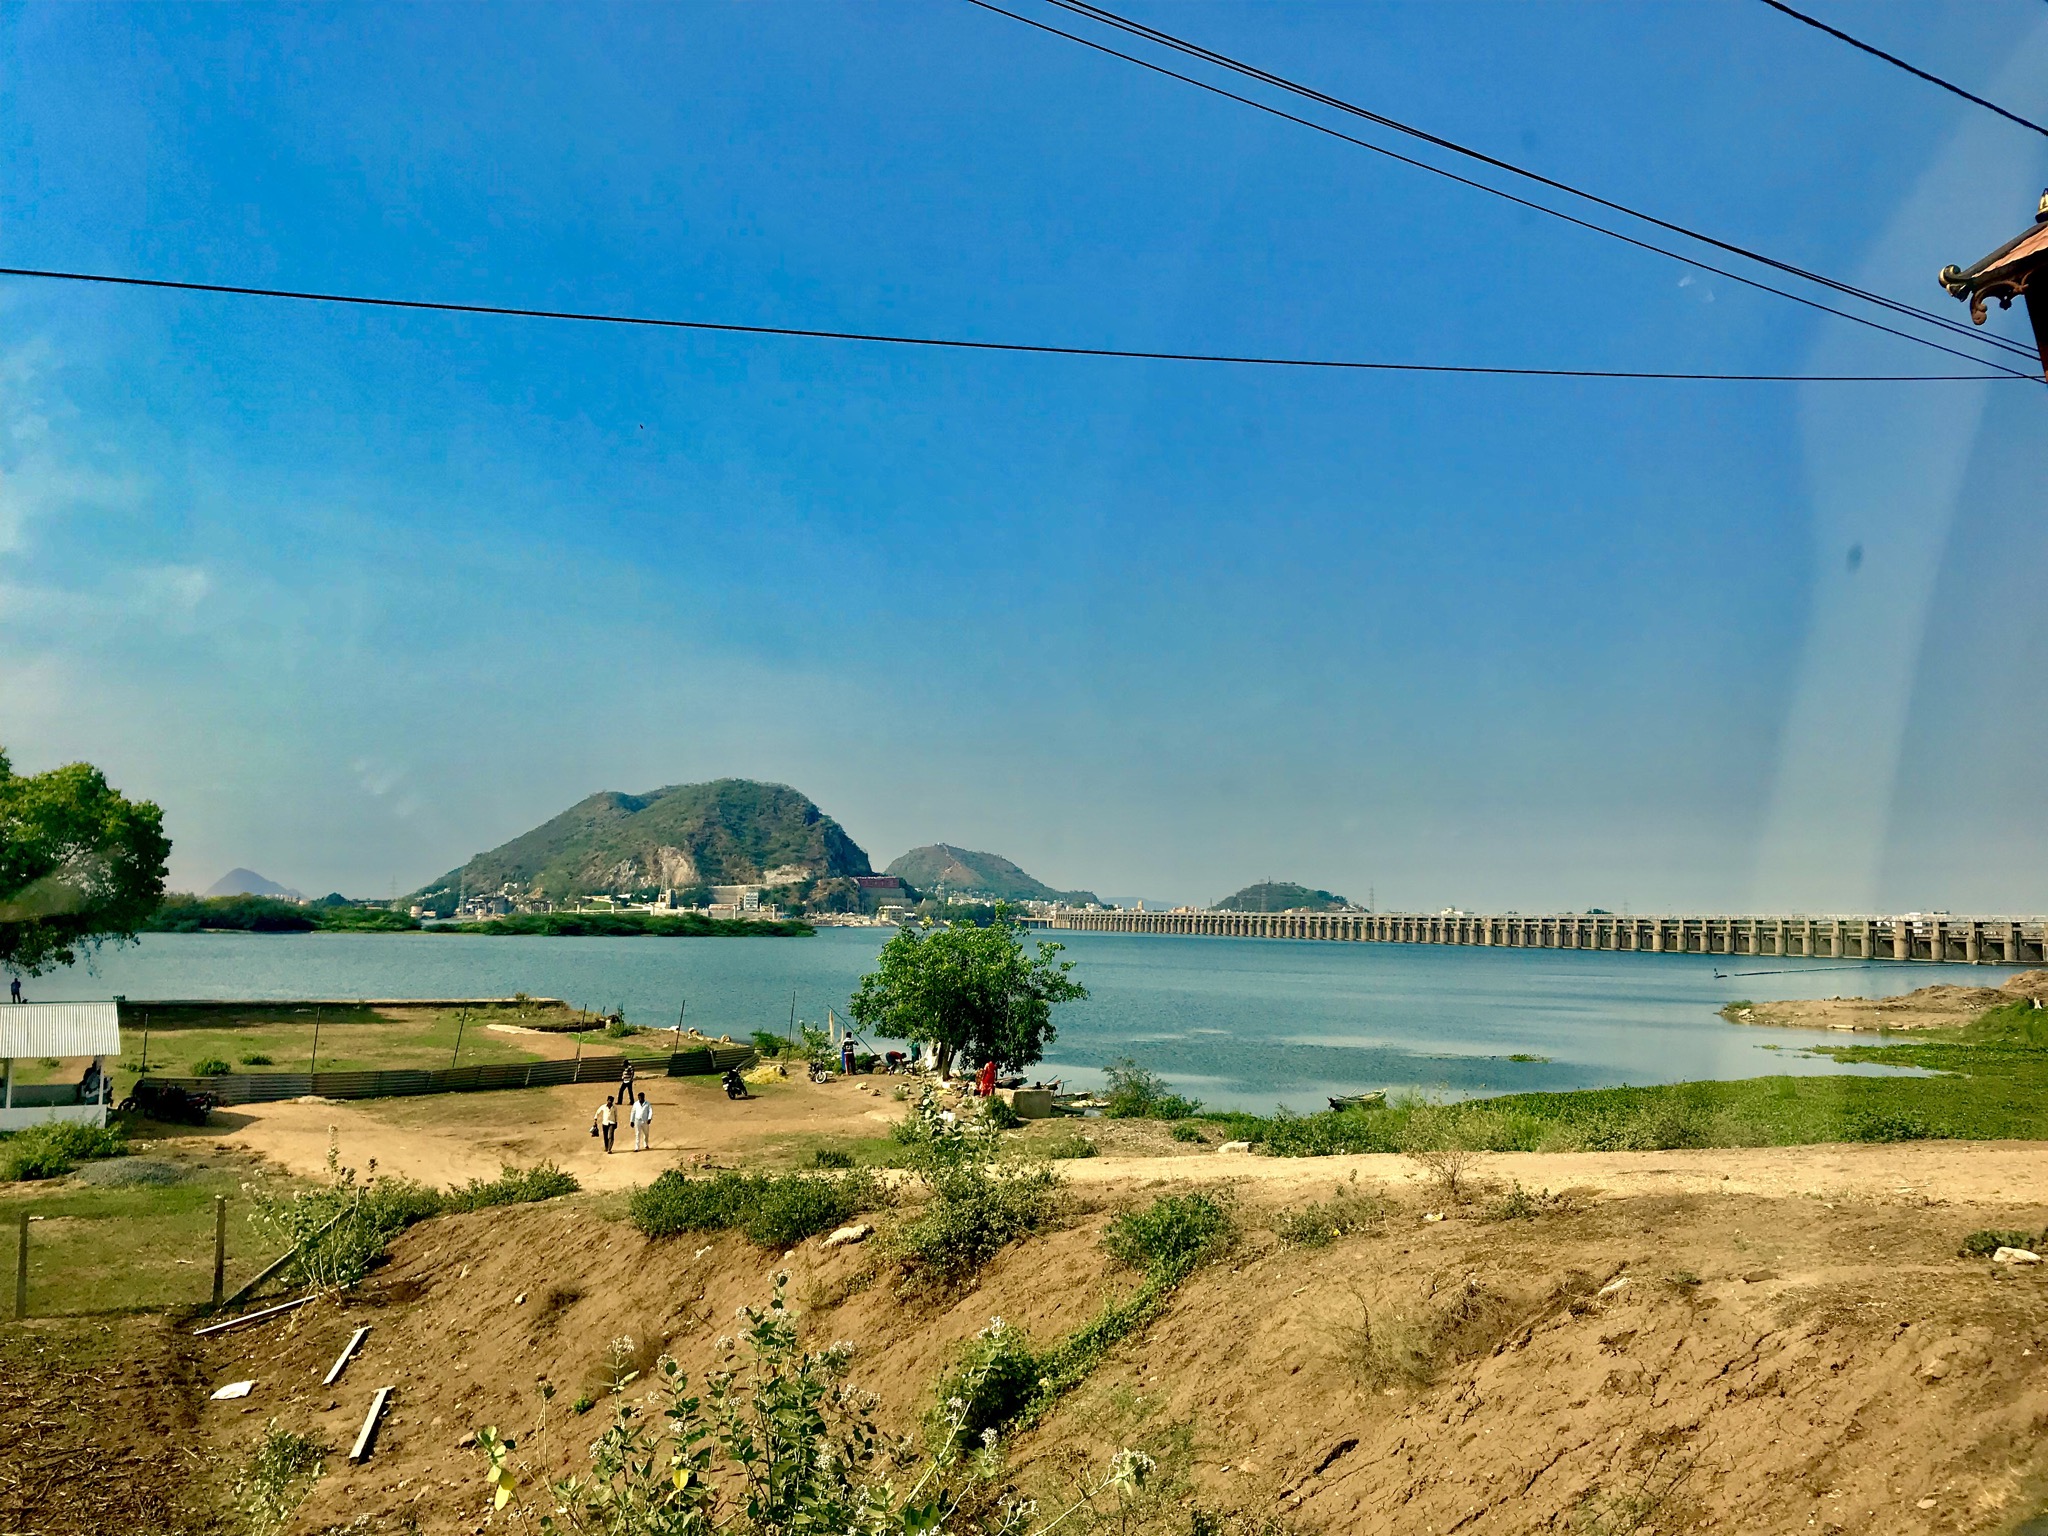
1067, 1139, 2048, 1205
210, 1073, 903, 1191
208, 1071, 2048, 1211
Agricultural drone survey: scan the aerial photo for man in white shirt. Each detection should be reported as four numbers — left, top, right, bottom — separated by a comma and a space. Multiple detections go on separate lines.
630, 1092, 652, 1151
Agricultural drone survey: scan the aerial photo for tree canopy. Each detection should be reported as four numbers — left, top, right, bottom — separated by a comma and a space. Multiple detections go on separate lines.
0, 748, 171, 976
847, 908, 1087, 1072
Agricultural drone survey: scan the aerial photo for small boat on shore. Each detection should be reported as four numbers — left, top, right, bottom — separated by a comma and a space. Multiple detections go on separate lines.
1327, 1091, 1387, 1113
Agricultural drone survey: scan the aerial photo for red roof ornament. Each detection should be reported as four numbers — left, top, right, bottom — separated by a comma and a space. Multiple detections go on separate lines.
1940, 190, 2048, 378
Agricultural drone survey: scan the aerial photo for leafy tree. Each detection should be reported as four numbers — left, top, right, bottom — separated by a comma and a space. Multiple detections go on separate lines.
847, 907, 1086, 1074
0, 747, 170, 976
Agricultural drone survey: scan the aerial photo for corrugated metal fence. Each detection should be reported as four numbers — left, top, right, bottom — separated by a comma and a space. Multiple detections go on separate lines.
143, 1043, 757, 1106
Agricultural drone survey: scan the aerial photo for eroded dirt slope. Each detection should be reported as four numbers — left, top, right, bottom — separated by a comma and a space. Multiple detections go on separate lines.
177, 1171, 2048, 1535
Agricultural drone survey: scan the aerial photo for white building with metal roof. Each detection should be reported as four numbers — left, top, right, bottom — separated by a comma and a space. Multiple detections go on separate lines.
1, 1001, 121, 1130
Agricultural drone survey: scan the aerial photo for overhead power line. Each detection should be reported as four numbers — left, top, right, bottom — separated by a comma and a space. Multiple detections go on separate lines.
963, 0, 2030, 380
969, 0, 2037, 374
1753, 0, 2048, 140
1039, 0, 2039, 364
0, 264, 2018, 382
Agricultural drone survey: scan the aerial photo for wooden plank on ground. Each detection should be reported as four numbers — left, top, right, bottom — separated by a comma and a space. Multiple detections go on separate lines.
324, 1325, 371, 1386
350, 1386, 393, 1463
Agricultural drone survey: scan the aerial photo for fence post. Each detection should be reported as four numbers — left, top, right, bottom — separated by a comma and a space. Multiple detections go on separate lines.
14, 1213, 27, 1321
212, 1195, 227, 1308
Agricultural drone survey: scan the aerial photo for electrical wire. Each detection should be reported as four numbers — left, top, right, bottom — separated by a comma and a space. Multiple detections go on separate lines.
977, 0, 2036, 372
1042, 0, 2038, 363
1753, 0, 2048, 140
0, 264, 2018, 382
962, 0, 2032, 380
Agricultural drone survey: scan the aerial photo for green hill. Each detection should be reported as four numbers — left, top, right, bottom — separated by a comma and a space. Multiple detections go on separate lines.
883, 844, 1100, 906
1213, 881, 1357, 913
413, 779, 871, 911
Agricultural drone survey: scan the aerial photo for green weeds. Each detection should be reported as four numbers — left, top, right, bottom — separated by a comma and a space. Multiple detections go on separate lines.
936, 1193, 1236, 1442
0, 1120, 126, 1182
628, 1167, 882, 1251
1200, 1003, 2048, 1157
249, 1147, 580, 1289
235, 1422, 326, 1535
443, 1161, 580, 1212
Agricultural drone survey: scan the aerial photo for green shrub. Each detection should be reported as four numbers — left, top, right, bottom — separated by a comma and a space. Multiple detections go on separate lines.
1960, 1228, 2038, 1258
627, 1169, 875, 1250
1169, 1122, 1205, 1144
1103, 1057, 1202, 1120
897, 1158, 1063, 1290
1276, 1188, 1384, 1246
982, 1095, 1022, 1131
443, 1162, 580, 1212
248, 1167, 443, 1291
240, 1053, 275, 1067
1848, 1111, 1942, 1144
194, 1057, 233, 1077
932, 1316, 1045, 1443
630, 1170, 756, 1237
812, 1148, 855, 1169
0, 1120, 128, 1182
746, 1175, 861, 1251
750, 1030, 786, 1056
236, 1422, 326, 1536
1104, 1193, 1233, 1281
1043, 1131, 1097, 1159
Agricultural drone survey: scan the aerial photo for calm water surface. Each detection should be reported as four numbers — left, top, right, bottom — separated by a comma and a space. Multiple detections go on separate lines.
38, 929, 1998, 1112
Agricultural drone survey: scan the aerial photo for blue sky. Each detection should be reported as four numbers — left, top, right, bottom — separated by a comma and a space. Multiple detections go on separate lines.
1, 0, 2044, 912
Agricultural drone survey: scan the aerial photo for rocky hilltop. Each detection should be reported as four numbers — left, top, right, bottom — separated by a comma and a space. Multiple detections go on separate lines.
883, 843, 1100, 906
414, 779, 871, 908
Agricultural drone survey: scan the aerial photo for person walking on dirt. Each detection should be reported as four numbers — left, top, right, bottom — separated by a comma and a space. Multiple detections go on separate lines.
619, 1059, 636, 1104
596, 1095, 618, 1153
631, 1091, 651, 1151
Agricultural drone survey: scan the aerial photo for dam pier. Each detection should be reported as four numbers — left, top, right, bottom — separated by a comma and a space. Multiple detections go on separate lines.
1043, 908, 2047, 965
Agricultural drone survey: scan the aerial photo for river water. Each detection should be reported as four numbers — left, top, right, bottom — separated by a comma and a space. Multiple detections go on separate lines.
31, 929, 1999, 1112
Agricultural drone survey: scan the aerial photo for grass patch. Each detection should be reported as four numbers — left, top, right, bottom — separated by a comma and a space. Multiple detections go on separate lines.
0, 1121, 127, 1182
1960, 1227, 2043, 1258
8, 1160, 271, 1314
106, 1001, 579, 1102
1205, 1001, 2048, 1157
628, 1168, 880, 1250
1040, 1130, 1098, 1159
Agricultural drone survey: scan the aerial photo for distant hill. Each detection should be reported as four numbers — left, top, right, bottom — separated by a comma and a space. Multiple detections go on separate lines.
1214, 881, 1357, 913
884, 844, 1100, 906
413, 779, 871, 910
205, 868, 303, 900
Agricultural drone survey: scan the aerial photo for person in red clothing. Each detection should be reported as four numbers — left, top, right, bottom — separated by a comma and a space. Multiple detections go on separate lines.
976, 1059, 997, 1098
